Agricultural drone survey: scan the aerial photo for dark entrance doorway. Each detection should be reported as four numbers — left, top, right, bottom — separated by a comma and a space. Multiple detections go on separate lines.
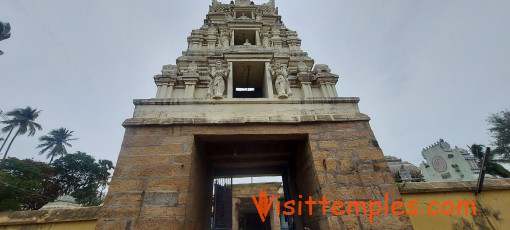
243, 213, 270, 230
194, 134, 317, 230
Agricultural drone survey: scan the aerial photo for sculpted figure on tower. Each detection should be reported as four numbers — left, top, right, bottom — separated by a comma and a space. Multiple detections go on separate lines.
271, 61, 292, 99
208, 60, 229, 99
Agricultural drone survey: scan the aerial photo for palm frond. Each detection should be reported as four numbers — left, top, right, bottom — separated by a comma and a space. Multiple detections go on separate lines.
37, 127, 77, 162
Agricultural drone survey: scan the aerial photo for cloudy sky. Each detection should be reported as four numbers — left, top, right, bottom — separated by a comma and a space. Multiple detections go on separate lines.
1, 0, 509, 168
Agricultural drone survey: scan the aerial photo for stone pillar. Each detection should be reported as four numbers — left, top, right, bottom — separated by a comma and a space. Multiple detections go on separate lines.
154, 75, 177, 99
326, 83, 335, 98
255, 30, 261, 46
317, 76, 339, 98
331, 84, 338, 97
271, 199, 281, 230
160, 83, 169, 98
298, 74, 314, 99
156, 84, 162, 98
184, 82, 195, 98
231, 31, 235, 45
232, 198, 240, 230
182, 76, 199, 99
301, 82, 312, 98
228, 62, 233, 98
265, 62, 274, 98
165, 82, 175, 98
319, 83, 329, 97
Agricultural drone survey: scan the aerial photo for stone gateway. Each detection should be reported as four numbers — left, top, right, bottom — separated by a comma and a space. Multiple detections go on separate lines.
97, 1, 413, 229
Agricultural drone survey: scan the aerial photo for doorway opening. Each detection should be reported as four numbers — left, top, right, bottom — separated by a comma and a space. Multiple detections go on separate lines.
192, 134, 320, 230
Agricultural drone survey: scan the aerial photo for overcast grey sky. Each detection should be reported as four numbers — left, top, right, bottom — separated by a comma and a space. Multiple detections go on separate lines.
1, 0, 509, 167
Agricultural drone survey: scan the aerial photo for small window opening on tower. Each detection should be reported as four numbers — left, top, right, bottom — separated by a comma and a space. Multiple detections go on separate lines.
234, 30, 256, 46
233, 62, 264, 98
236, 10, 253, 19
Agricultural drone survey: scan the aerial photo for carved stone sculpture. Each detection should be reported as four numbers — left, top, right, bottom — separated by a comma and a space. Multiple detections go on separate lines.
262, 33, 271, 47
208, 61, 229, 99
255, 10, 262, 21
239, 13, 250, 20
270, 62, 292, 99
225, 10, 234, 21
220, 31, 231, 48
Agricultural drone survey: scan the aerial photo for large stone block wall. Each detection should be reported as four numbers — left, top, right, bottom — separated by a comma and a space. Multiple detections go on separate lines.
97, 121, 413, 230
306, 122, 412, 229
97, 127, 196, 229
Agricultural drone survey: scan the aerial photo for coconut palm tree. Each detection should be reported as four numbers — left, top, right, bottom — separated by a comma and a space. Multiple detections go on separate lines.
0, 125, 14, 153
1, 107, 42, 160
469, 144, 510, 178
37, 128, 77, 163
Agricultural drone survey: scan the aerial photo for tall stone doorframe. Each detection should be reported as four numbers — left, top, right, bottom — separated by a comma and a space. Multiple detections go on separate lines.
97, 1, 413, 229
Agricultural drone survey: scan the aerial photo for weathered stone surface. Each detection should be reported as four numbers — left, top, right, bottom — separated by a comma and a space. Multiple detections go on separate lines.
132, 218, 184, 230
143, 192, 178, 206
103, 192, 143, 207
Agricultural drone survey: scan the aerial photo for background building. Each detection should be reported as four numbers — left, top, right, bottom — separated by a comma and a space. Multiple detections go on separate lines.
385, 156, 422, 182
420, 139, 479, 182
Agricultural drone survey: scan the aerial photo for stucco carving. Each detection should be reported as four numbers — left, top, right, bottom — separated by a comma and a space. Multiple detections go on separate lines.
238, 13, 250, 20
270, 62, 292, 99
255, 10, 262, 21
208, 61, 229, 99
155, 0, 342, 99
225, 10, 234, 21
219, 30, 231, 48
261, 33, 271, 47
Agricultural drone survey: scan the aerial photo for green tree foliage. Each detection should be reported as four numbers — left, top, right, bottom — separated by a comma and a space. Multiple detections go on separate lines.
469, 144, 510, 178
1, 107, 42, 159
37, 128, 77, 163
0, 152, 115, 210
52, 152, 114, 206
487, 110, 510, 161
0, 158, 58, 211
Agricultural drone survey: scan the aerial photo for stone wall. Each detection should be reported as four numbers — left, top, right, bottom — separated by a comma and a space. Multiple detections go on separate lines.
97, 120, 413, 229
0, 207, 99, 230
303, 122, 412, 229
3, 180, 509, 229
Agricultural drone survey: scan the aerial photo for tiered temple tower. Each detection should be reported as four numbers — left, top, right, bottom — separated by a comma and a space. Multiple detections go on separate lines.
98, 1, 413, 229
